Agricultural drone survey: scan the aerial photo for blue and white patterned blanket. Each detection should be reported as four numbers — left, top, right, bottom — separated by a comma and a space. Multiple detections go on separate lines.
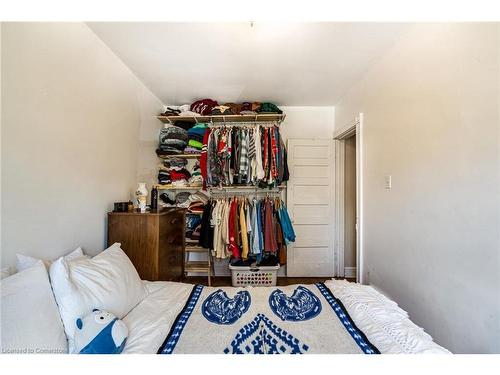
157, 283, 379, 354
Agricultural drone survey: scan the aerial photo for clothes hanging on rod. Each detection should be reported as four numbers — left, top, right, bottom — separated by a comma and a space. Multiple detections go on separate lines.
203, 124, 289, 188
198, 195, 295, 265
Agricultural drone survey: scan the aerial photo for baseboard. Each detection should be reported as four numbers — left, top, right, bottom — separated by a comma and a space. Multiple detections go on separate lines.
344, 267, 357, 278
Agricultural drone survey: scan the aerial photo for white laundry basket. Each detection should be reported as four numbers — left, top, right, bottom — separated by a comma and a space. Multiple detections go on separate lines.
229, 264, 280, 287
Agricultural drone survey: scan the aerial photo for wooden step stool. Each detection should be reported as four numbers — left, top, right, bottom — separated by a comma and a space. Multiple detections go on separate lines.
184, 239, 213, 286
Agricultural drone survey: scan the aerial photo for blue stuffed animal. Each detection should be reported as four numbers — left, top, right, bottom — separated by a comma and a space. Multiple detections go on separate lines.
74, 309, 128, 354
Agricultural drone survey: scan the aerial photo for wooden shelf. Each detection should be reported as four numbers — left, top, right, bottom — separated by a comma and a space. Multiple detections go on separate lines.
157, 153, 201, 159
157, 113, 285, 124
156, 184, 285, 194
185, 260, 211, 272
185, 246, 208, 253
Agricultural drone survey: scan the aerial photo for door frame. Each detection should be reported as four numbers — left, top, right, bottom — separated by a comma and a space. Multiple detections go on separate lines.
333, 113, 364, 283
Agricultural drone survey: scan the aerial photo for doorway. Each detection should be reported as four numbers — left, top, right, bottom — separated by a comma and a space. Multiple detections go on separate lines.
343, 135, 357, 279
334, 114, 363, 283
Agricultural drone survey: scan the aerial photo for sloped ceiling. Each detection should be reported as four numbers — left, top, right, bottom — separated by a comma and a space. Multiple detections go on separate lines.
88, 22, 411, 106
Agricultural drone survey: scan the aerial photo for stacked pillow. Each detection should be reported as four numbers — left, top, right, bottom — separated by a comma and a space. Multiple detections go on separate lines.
16, 247, 86, 272
1, 260, 68, 354
49, 243, 147, 353
1, 244, 147, 354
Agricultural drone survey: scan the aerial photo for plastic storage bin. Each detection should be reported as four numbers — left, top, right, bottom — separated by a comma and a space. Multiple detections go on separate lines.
229, 264, 280, 287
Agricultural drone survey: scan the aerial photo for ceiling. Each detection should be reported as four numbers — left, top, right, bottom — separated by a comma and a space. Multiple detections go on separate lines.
88, 22, 411, 106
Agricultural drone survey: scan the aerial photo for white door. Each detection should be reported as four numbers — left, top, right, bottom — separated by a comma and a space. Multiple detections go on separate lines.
286, 139, 335, 277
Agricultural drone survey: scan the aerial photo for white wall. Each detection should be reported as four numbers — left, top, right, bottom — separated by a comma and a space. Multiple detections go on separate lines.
335, 23, 500, 353
280, 106, 335, 142
1, 23, 163, 267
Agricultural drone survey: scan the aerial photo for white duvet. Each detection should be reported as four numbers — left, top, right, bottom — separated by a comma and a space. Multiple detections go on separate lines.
122, 279, 450, 354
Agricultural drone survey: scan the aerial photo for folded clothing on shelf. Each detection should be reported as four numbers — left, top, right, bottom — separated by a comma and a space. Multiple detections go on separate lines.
178, 190, 210, 209
224, 103, 243, 115
175, 192, 191, 205
158, 170, 171, 185
156, 147, 182, 156
240, 102, 253, 112
211, 105, 232, 115
164, 104, 201, 117
187, 133, 204, 143
159, 125, 189, 154
188, 202, 205, 214
170, 168, 191, 182
171, 180, 189, 187
190, 99, 218, 115
159, 139, 187, 151
257, 102, 282, 114
189, 162, 202, 185
161, 107, 181, 116
160, 126, 188, 142
187, 124, 208, 150
163, 157, 188, 169
184, 146, 201, 154
161, 101, 283, 118
187, 124, 208, 136
188, 139, 203, 150
159, 192, 176, 206
189, 174, 203, 186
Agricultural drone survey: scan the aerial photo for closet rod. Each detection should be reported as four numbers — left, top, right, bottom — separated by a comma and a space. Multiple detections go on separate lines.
208, 187, 284, 195
209, 191, 283, 198
207, 121, 280, 128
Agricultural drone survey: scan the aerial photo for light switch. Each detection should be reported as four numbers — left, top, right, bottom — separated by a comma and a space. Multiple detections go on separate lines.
384, 175, 392, 190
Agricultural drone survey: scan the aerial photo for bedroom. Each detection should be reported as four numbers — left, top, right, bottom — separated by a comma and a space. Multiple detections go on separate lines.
1, 0, 499, 371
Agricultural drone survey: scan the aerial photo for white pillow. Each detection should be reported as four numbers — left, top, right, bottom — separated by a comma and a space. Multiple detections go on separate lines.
1, 266, 13, 280
49, 243, 146, 353
16, 247, 86, 272
0, 260, 68, 354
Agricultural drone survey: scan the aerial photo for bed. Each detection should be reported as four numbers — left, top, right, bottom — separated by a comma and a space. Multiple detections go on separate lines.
122, 279, 450, 354
1, 246, 449, 354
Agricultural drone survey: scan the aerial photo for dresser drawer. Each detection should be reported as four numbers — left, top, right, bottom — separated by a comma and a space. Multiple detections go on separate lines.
158, 209, 185, 280
107, 209, 185, 282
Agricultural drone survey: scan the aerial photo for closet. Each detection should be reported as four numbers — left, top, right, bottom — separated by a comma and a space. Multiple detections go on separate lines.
155, 114, 295, 277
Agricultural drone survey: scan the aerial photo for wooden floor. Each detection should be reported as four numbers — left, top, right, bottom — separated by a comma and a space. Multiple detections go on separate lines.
182, 276, 355, 287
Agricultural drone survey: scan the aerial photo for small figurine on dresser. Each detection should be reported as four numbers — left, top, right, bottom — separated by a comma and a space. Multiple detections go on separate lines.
135, 182, 148, 213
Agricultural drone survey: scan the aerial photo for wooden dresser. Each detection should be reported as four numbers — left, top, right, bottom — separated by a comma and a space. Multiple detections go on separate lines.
107, 208, 185, 281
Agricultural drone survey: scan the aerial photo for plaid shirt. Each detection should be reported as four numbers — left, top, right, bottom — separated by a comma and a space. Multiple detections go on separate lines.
239, 129, 249, 180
